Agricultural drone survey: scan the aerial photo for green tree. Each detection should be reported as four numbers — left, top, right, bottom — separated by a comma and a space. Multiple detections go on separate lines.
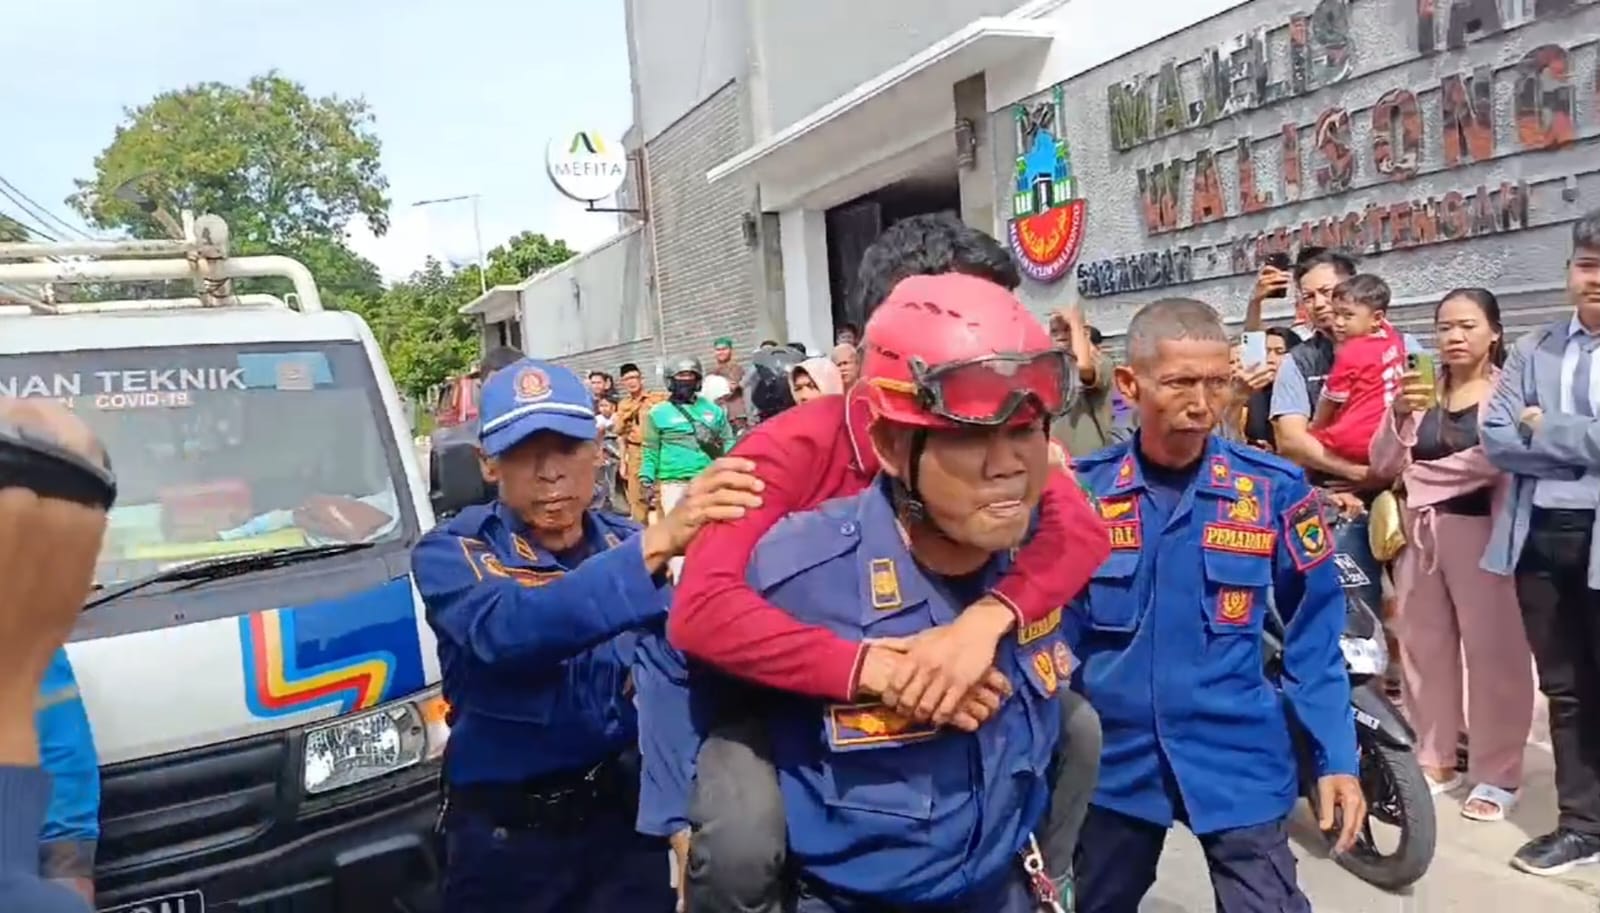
366, 232, 576, 397
69, 72, 389, 245
0, 214, 28, 243
68, 73, 389, 310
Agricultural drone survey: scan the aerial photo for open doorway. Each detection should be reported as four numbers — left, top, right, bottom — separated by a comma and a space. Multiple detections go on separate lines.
824, 157, 960, 342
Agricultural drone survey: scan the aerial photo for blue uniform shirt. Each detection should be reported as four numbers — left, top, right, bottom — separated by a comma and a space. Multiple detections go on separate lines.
413, 501, 691, 795
37, 649, 99, 877
738, 477, 1064, 905
1070, 434, 1356, 836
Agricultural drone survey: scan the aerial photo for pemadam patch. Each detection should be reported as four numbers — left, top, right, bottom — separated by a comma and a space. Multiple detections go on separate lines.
1214, 588, 1255, 626
1284, 492, 1333, 571
1202, 523, 1276, 557
826, 703, 939, 751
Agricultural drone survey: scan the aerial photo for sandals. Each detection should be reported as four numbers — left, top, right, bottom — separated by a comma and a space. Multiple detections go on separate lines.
1462, 783, 1519, 822
1427, 773, 1464, 795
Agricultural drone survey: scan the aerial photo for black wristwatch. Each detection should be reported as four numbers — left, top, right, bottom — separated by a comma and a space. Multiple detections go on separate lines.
0, 419, 117, 510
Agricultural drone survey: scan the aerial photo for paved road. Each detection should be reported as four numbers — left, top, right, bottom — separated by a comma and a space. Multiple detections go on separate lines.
1145, 705, 1600, 912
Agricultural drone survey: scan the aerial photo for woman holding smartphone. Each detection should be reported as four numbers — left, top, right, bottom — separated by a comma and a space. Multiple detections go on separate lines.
1369, 288, 1534, 822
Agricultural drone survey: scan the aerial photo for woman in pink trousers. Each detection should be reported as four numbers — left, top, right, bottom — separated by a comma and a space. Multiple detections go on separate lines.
1370, 288, 1534, 822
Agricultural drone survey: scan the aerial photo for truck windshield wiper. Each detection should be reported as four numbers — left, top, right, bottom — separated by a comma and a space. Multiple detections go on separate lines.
85, 542, 376, 611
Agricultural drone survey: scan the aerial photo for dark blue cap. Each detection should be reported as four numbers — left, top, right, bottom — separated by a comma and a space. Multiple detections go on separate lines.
477, 358, 596, 456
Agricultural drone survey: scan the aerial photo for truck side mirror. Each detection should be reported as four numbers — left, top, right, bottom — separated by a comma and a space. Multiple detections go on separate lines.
430, 437, 493, 519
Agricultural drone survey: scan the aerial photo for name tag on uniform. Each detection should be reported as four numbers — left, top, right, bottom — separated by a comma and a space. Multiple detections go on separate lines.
825, 703, 939, 751
1202, 523, 1276, 557
1018, 607, 1061, 645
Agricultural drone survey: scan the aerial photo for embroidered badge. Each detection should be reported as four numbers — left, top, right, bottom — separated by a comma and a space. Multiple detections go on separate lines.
1098, 496, 1139, 522
1215, 588, 1255, 626
1114, 457, 1135, 489
1052, 641, 1074, 678
826, 703, 939, 749
1018, 607, 1062, 645
1285, 492, 1333, 570
513, 367, 552, 403
1209, 455, 1230, 487
1202, 522, 1276, 556
869, 558, 902, 610
1031, 649, 1059, 696
512, 535, 539, 562
1107, 520, 1142, 550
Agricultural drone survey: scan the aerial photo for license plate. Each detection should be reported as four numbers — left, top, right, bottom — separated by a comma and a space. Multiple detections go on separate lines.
101, 890, 204, 913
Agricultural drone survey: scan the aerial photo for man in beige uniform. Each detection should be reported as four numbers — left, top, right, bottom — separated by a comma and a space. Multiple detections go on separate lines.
613, 362, 666, 521
708, 337, 747, 434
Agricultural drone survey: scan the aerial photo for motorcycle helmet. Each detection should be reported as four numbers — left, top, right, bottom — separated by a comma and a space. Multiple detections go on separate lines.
745, 346, 805, 421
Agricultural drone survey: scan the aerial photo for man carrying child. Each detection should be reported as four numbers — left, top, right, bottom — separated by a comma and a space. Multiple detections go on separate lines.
1310, 274, 1406, 467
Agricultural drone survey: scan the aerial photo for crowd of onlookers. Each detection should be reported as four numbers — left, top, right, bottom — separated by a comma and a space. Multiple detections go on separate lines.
1030, 215, 1600, 878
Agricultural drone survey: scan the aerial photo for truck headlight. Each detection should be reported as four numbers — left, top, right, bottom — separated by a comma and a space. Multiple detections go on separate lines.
303, 689, 450, 795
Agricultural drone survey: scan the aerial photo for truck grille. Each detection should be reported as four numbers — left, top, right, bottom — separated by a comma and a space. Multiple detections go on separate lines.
97, 733, 288, 883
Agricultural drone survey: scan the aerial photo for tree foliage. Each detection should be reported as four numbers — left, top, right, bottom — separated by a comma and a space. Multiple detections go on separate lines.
362, 232, 576, 397
67, 72, 578, 402
69, 72, 389, 246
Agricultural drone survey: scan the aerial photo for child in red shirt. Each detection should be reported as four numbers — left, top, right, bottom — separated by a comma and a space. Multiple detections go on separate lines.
1311, 273, 1405, 463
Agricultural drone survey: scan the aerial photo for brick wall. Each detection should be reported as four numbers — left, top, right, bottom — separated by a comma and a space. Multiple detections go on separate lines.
644, 80, 764, 365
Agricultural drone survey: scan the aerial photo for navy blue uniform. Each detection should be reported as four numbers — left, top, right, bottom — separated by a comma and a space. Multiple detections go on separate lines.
722, 478, 1063, 911
416, 499, 688, 912
1068, 435, 1355, 913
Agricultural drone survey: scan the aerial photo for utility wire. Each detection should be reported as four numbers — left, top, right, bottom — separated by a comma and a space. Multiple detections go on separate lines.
0, 174, 95, 240
0, 203, 60, 243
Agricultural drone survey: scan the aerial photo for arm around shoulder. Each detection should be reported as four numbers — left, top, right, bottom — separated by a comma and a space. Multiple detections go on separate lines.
413, 527, 669, 668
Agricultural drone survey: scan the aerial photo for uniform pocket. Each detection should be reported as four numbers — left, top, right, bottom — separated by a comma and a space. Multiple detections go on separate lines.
1201, 549, 1273, 636
1086, 550, 1142, 632
820, 709, 937, 820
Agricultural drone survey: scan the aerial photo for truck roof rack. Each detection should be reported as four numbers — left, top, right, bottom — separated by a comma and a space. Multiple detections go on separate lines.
0, 212, 324, 316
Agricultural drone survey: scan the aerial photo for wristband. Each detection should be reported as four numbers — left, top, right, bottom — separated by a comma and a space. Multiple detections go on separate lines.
0, 420, 117, 510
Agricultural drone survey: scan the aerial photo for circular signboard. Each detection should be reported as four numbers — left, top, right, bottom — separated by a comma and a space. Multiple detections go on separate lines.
546, 131, 628, 203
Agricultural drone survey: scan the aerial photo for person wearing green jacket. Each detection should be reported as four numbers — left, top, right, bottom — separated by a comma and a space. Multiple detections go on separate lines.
640, 356, 734, 524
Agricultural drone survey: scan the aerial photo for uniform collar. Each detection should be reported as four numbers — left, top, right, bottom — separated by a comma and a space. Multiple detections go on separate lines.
1107, 433, 1241, 503
853, 476, 1008, 621
490, 501, 622, 570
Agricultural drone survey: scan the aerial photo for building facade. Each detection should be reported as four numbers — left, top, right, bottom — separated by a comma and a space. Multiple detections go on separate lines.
469, 0, 1600, 378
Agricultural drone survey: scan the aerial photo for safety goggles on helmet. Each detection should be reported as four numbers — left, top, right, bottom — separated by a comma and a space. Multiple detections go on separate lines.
905, 349, 1079, 426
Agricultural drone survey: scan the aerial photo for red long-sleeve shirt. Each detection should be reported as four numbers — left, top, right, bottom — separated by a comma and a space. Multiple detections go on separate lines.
668, 389, 1111, 702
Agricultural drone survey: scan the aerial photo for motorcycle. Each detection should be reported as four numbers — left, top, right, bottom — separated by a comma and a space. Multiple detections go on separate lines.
1264, 515, 1435, 891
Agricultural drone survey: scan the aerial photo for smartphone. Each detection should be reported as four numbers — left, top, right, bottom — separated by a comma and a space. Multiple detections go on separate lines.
1407, 351, 1438, 409
1263, 252, 1292, 299
1240, 331, 1268, 370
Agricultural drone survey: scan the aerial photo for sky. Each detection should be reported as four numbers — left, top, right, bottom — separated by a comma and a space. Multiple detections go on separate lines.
0, 0, 634, 283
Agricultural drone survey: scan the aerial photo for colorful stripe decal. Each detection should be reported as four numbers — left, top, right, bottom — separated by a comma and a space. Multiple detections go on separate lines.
238, 577, 424, 719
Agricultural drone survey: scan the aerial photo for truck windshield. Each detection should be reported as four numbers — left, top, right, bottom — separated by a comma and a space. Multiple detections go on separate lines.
0, 341, 416, 586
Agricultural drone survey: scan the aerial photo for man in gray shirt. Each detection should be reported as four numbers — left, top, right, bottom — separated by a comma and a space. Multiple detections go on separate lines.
1482, 211, 1600, 877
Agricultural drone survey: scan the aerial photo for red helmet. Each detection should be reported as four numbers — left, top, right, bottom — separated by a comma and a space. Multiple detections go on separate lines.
860, 273, 1076, 429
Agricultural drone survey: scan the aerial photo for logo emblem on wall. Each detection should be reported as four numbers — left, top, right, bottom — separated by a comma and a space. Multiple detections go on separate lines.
1008, 84, 1087, 284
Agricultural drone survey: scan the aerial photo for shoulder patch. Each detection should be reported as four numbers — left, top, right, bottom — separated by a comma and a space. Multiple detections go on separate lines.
1283, 491, 1333, 571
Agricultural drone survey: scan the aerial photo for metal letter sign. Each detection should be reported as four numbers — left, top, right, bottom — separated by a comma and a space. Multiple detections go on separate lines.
1008, 85, 1087, 284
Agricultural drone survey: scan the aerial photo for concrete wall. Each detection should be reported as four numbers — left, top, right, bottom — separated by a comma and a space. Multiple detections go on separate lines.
751, 0, 1030, 134
630, 0, 750, 142
519, 226, 652, 362
990, 0, 1599, 337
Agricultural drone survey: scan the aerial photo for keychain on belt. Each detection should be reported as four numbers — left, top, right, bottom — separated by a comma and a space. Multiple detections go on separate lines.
1021, 833, 1070, 913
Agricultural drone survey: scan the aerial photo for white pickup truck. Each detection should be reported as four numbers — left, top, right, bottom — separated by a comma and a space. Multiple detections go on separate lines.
0, 218, 446, 913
